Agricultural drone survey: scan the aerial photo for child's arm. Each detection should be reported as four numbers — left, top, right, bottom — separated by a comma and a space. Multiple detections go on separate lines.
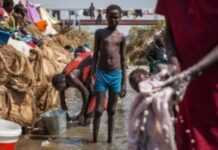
60, 90, 67, 111
60, 90, 72, 121
68, 74, 90, 104
92, 30, 100, 75
67, 74, 90, 118
120, 36, 127, 97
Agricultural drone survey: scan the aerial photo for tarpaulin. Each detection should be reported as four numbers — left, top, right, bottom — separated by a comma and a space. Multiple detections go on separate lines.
35, 20, 47, 32
8, 38, 31, 56
0, 30, 11, 45
39, 8, 57, 35
26, 2, 41, 23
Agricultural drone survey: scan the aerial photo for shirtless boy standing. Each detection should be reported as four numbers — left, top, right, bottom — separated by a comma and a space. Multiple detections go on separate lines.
92, 4, 127, 143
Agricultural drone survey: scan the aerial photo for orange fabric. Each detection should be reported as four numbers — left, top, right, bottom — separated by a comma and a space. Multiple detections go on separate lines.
64, 59, 81, 75
35, 20, 47, 32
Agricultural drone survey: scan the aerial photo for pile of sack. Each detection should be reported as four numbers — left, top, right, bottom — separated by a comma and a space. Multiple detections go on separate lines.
0, 0, 91, 127
126, 23, 164, 66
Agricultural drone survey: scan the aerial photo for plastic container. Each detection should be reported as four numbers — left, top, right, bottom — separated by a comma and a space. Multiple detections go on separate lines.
41, 109, 67, 135
0, 119, 22, 150
0, 30, 11, 45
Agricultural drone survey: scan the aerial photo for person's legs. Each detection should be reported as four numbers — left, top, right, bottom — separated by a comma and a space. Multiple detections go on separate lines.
77, 89, 89, 125
93, 69, 108, 142
69, 77, 90, 124
83, 93, 95, 125
107, 90, 119, 143
93, 91, 106, 142
107, 70, 122, 143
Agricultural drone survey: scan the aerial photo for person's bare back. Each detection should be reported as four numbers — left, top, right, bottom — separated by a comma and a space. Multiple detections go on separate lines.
95, 28, 125, 70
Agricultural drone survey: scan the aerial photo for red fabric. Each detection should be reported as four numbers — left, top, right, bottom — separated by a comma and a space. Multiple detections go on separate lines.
64, 52, 92, 79
82, 66, 91, 82
27, 42, 36, 48
156, 0, 218, 150
0, 8, 4, 17
87, 97, 108, 113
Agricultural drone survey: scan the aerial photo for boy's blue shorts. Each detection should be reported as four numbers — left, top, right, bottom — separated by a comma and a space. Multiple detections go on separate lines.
95, 69, 122, 94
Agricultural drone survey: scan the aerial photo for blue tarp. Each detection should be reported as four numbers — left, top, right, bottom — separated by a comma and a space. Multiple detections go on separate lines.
0, 30, 11, 45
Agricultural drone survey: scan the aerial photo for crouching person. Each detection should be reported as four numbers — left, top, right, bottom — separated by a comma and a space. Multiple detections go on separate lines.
52, 49, 94, 125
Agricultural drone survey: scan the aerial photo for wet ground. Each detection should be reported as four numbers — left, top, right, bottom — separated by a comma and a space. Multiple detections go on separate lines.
17, 69, 137, 150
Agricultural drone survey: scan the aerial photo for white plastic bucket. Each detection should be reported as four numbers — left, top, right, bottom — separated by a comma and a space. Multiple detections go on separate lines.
0, 119, 22, 150
41, 109, 67, 135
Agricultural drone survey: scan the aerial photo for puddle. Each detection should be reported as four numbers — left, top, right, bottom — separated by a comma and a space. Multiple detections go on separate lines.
17, 80, 136, 150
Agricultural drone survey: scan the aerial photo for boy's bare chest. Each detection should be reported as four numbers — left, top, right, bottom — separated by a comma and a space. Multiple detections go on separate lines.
101, 32, 123, 46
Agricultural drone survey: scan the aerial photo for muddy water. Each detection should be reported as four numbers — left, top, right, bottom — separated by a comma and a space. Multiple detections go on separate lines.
17, 76, 137, 150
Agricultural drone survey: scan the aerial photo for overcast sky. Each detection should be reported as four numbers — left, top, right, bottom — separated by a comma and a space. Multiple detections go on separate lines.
30, 0, 157, 10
